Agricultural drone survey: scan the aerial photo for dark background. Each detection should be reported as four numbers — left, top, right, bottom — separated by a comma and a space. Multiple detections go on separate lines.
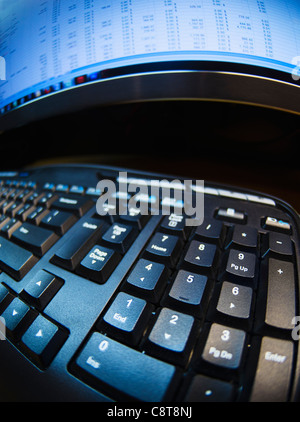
1, 100, 299, 212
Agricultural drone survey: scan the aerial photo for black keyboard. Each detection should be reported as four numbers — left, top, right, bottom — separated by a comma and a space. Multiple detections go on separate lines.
0, 164, 299, 402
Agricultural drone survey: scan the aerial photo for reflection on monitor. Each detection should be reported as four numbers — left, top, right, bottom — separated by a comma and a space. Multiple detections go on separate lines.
0, 0, 300, 130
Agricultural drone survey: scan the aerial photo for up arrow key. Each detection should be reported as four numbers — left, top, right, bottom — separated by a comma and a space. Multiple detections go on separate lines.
36, 329, 43, 337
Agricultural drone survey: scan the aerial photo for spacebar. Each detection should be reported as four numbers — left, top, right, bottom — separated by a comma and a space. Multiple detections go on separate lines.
0, 237, 37, 280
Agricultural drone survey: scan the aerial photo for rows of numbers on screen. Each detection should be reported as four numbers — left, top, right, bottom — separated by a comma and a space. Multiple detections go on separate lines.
0, 0, 299, 102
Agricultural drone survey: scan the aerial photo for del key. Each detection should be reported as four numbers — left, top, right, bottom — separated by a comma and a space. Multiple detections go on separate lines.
52, 218, 105, 270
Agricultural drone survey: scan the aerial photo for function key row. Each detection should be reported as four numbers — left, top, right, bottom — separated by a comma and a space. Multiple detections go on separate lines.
0, 180, 36, 189
43, 183, 101, 196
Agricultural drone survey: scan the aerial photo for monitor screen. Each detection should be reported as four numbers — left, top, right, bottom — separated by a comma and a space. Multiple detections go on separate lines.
1, 0, 300, 131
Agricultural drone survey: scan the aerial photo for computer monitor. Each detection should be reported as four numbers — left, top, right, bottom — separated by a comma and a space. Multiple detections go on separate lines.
0, 0, 300, 132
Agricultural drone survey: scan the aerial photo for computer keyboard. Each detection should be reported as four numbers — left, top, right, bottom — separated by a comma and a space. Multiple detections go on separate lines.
0, 163, 299, 402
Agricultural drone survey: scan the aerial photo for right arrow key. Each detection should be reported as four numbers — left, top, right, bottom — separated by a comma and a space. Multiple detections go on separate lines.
216, 281, 253, 319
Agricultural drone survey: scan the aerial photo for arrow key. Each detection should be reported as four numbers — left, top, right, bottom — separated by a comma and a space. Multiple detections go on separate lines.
145, 307, 195, 365
1, 297, 37, 340
183, 240, 217, 273
126, 259, 167, 302
22, 270, 63, 310
21, 314, 67, 368
216, 282, 253, 320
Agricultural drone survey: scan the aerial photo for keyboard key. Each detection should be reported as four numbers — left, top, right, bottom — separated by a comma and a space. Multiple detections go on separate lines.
52, 217, 105, 270
160, 213, 190, 239
126, 258, 167, 302
261, 232, 293, 258
250, 337, 293, 402
22, 270, 63, 310
86, 187, 101, 197
21, 314, 67, 368
40, 209, 77, 235
146, 307, 194, 364
6, 201, 23, 217
265, 258, 295, 330
26, 206, 49, 225
216, 208, 246, 223
0, 237, 37, 280
76, 332, 177, 401
12, 222, 58, 256
0, 199, 14, 214
145, 232, 181, 266
102, 292, 151, 344
15, 203, 35, 221
0, 214, 9, 228
167, 270, 208, 315
102, 222, 135, 253
55, 184, 69, 193
95, 201, 118, 223
51, 196, 93, 216
263, 216, 291, 233
202, 323, 246, 369
77, 245, 120, 283
69, 185, 85, 195
0, 283, 13, 312
119, 206, 149, 230
183, 240, 217, 271
26, 192, 43, 205
184, 374, 234, 402
216, 282, 252, 319
37, 194, 57, 207
226, 249, 256, 279
1, 298, 36, 339
16, 189, 33, 203
43, 183, 55, 191
1, 217, 21, 238
194, 219, 224, 243
228, 226, 258, 249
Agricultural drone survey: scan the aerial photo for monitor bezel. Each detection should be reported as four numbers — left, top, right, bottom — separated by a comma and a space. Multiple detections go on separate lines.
0, 61, 299, 132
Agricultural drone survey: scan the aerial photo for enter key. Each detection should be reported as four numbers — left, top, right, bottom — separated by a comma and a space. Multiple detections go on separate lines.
250, 336, 293, 402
